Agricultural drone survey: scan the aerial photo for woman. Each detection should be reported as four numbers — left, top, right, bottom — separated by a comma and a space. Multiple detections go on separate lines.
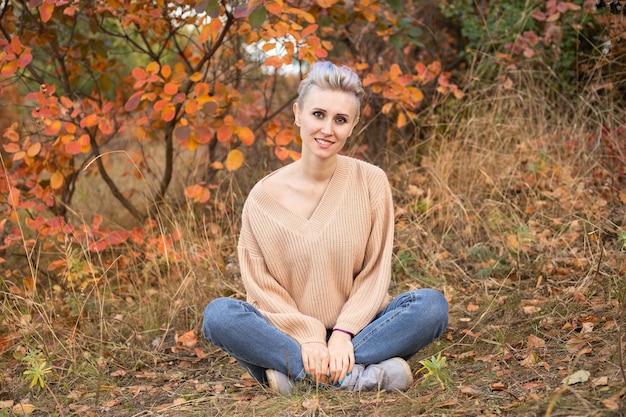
202, 61, 448, 395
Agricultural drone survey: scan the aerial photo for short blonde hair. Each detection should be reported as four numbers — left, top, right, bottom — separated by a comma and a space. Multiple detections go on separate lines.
297, 61, 364, 119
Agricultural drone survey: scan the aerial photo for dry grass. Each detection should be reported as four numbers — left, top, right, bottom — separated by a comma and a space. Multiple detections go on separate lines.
1, 68, 625, 416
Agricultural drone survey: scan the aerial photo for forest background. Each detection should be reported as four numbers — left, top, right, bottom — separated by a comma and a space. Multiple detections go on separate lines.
1, 0, 625, 415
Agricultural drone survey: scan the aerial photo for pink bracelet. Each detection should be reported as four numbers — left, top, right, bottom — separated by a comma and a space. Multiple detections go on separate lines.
333, 328, 353, 337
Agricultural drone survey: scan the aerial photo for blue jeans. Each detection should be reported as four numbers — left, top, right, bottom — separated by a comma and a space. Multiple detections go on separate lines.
202, 289, 448, 383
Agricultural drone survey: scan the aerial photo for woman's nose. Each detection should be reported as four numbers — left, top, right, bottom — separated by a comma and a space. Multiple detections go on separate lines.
321, 119, 332, 135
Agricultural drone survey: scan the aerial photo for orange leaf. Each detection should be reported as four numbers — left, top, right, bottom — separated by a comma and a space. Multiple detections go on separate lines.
274, 146, 289, 161
225, 149, 244, 171
45, 119, 62, 135
161, 64, 171, 79
27, 142, 41, 157
3, 143, 20, 153
60, 96, 74, 109
1, 61, 18, 77
50, 171, 64, 189
397, 112, 407, 128
217, 125, 233, 142
161, 106, 176, 122
275, 129, 292, 146
65, 140, 82, 155
40, 2, 54, 22
98, 118, 114, 135
237, 126, 254, 145
164, 82, 178, 95
189, 72, 203, 82
265, 1, 282, 14
184, 184, 211, 203
81, 114, 99, 128
301, 24, 318, 38
174, 330, 198, 349
146, 61, 160, 74
315, 0, 339, 8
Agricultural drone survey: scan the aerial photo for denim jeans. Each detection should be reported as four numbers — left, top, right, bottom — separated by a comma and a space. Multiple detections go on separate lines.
202, 288, 448, 384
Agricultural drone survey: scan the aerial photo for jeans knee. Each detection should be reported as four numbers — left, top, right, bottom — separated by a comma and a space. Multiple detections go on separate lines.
202, 297, 238, 342
413, 288, 449, 327
425, 289, 449, 331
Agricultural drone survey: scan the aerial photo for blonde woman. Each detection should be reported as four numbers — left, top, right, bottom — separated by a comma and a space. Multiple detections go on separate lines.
203, 61, 448, 395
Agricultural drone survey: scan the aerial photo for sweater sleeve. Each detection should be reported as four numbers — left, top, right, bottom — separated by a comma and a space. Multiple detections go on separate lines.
333, 168, 394, 335
238, 202, 328, 345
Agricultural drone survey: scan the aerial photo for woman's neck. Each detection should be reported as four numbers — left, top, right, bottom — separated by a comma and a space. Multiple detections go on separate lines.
298, 154, 338, 183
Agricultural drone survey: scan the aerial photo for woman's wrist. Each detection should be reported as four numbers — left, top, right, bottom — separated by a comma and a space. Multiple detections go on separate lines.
332, 328, 353, 338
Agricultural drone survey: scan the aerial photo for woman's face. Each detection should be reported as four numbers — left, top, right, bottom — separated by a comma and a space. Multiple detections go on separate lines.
294, 86, 359, 160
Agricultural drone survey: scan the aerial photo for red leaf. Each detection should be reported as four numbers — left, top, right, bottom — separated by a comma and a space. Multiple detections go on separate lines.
124, 91, 143, 112
106, 230, 129, 245
131, 67, 146, 80
17, 52, 32, 68
65, 141, 82, 155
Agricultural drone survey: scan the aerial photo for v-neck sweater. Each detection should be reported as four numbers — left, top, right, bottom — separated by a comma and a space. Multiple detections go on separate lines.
238, 155, 394, 345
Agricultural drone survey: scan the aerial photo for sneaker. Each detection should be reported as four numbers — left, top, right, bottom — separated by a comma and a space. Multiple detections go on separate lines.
265, 369, 295, 395
375, 357, 414, 392
338, 357, 413, 392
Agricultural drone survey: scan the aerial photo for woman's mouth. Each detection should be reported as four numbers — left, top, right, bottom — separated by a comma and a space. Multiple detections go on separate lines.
315, 138, 334, 147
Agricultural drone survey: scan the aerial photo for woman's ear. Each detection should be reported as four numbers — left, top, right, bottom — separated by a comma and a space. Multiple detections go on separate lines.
293, 102, 301, 126
348, 117, 359, 137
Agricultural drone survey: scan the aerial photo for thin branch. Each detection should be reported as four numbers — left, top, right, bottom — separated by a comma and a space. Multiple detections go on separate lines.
86, 131, 144, 221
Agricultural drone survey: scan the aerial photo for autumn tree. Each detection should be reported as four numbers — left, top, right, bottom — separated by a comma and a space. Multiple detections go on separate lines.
0, 0, 463, 276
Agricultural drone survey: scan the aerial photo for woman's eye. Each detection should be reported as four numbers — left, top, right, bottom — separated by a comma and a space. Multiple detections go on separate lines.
313, 111, 324, 118
335, 117, 347, 124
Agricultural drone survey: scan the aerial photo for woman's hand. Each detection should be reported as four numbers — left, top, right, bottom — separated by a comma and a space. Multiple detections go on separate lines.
300, 341, 330, 384
327, 331, 354, 384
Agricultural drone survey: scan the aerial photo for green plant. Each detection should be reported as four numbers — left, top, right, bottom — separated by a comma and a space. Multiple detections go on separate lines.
21, 349, 52, 389
617, 230, 626, 251
418, 352, 452, 390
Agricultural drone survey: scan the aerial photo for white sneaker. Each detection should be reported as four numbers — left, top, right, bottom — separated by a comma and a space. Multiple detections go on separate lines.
339, 357, 413, 392
265, 369, 295, 395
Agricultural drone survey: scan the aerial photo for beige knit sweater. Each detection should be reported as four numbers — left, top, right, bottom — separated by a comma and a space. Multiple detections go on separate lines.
238, 155, 394, 345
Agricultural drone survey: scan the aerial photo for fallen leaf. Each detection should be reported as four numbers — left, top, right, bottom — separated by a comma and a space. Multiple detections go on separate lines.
302, 398, 319, 410
592, 376, 609, 387
520, 352, 538, 368
566, 336, 587, 352
601, 389, 625, 410
172, 330, 198, 352
0, 400, 14, 408
101, 399, 121, 407
490, 382, 508, 391
527, 334, 546, 350
561, 369, 590, 385
12, 404, 35, 415
466, 303, 479, 312
458, 385, 481, 396
522, 306, 541, 314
